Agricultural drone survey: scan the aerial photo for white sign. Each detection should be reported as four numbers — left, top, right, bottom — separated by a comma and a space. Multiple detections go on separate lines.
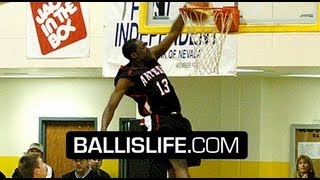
298, 142, 320, 159
103, 2, 237, 77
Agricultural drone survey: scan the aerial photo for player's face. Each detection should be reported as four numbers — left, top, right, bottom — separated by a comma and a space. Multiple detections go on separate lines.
134, 40, 153, 62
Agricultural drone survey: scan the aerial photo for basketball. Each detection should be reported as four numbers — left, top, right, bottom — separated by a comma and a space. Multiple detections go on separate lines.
185, 2, 213, 22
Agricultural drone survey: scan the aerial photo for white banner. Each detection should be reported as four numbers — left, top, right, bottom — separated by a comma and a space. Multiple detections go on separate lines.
27, 2, 89, 59
103, 2, 237, 77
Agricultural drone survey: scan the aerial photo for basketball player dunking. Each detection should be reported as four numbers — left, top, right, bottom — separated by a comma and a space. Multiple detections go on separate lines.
101, 2, 209, 178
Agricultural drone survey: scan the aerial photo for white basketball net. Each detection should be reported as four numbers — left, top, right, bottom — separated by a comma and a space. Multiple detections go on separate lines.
180, 7, 233, 75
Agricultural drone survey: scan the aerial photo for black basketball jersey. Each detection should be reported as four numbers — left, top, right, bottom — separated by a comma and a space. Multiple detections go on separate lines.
115, 61, 181, 117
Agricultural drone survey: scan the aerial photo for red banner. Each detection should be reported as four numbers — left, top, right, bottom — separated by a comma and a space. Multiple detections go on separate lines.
30, 2, 87, 55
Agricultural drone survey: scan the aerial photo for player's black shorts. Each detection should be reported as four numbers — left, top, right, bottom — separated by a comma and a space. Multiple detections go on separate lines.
140, 113, 201, 168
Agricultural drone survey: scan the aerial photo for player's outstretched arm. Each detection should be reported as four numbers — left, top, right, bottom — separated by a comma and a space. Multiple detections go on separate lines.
150, 4, 186, 59
101, 78, 133, 131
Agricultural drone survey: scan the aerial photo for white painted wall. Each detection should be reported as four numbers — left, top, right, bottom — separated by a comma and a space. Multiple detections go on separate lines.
2, 75, 320, 162
0, 78, 135, 156
260, 78, 320, 161
168, 77, 320, 162
237, 33, 320, 66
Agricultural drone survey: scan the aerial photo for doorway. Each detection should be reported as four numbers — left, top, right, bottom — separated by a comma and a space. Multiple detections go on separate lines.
119, 118, 167, 178
290, 124, 320, 175
39, 117, 97, 178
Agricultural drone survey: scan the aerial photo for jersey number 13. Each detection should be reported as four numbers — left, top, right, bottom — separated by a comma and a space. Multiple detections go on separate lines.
156, 78, 170, 96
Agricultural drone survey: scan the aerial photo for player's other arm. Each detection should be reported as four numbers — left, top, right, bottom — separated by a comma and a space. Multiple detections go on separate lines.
101, 78, 133, 131
150, 5, 186, 59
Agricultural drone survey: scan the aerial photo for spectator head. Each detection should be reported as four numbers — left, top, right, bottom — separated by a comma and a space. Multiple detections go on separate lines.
72, 159, 90, 176
89, 159, 103, 171
27, 143, 44, 157
18, 153, 47, 178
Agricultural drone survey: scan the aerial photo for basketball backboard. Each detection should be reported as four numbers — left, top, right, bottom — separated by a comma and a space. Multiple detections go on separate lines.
139, 2, 320, 34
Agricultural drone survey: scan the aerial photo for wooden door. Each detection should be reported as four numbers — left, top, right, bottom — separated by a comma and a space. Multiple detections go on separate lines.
42, 119, 96, 178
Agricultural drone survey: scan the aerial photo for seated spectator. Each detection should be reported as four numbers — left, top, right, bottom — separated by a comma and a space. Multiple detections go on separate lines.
18, 153, 47, 178
294, 154, 318, 178
89, 159, 111, 178
62, 159, 101, 178
12, 143, 54, 178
